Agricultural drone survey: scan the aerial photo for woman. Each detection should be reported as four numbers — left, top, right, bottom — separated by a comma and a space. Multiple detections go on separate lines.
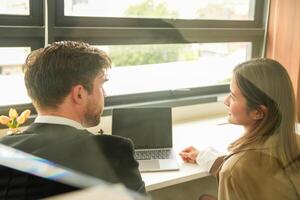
180, 58, 300, 200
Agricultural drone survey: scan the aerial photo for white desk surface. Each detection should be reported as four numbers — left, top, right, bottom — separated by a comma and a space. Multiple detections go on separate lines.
142, 115, 243, 191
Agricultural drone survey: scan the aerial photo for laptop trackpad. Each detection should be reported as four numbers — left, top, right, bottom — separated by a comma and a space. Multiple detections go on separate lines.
138, 160, 160, 170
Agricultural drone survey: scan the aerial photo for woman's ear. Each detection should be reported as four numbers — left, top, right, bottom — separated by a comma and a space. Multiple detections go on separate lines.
70, 85, 88, 105
253, 105, 268, 120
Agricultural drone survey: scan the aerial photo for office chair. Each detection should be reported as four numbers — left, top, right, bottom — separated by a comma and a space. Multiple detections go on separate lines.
0, 165, 78, 199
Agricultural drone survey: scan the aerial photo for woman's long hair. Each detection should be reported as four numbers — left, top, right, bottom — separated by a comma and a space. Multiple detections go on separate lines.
228, 58, 299, 168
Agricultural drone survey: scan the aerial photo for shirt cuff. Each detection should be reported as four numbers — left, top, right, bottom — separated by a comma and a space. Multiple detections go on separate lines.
196, 147, 221, 172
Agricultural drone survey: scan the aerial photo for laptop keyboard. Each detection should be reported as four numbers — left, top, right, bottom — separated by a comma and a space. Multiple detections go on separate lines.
135, 149, 173, 160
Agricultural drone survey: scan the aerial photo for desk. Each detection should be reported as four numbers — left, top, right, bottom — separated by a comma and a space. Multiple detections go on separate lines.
142, 115, 243, 193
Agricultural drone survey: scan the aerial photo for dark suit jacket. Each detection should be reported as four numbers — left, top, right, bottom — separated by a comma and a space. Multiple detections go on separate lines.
0, 123, 145, 195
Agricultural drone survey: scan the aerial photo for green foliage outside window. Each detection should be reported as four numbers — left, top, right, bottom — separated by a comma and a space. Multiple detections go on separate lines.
109, 44, 199, 67
124, 0, 178, 19
110, 0, 194, 67
107, 0, 242, 68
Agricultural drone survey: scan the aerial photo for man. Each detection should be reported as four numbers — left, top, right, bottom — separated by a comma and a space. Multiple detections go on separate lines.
0, 41, 145, 194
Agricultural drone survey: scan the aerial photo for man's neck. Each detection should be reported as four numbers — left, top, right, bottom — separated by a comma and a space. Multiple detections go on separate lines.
37, 107, 82, 126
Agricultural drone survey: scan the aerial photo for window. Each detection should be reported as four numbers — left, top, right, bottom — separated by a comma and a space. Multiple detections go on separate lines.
0, 0, 29, 15
64, 0, 254, 20
0, 47, 31, 106
0, 0, 43, 26
99, 42, 250, 96
0, 0, 267, 115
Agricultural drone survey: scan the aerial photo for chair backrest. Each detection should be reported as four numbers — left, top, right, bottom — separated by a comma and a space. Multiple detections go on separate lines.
0, 165, 78, 199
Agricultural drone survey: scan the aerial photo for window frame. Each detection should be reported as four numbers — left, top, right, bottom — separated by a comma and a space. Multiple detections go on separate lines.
0, 0, 43, 26
0, 0, 268, 123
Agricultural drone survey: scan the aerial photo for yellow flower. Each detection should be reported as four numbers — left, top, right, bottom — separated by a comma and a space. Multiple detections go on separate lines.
16, 109, 31, 125
1, 108, 31, 134
0, 115, 10, 125
9, 108, 18, 119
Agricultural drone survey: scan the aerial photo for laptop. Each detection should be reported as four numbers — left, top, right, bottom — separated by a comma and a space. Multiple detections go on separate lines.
112, 107, 179, 172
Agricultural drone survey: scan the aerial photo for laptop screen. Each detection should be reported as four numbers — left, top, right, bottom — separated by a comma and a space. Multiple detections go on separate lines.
112, 107, 173, 149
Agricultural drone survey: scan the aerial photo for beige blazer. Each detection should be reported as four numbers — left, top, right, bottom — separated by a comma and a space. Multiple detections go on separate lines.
213, 136, 300, 200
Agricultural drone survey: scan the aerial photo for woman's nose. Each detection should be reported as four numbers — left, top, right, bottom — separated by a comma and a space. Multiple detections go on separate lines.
224, 95, 230, 107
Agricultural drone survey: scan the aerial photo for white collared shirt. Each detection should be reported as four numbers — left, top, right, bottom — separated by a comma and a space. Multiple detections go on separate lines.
196, 147, 222, 172
34, 115, 85, 130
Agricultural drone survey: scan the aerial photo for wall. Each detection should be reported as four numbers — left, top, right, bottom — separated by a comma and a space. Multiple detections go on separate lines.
266, 0, 300, 119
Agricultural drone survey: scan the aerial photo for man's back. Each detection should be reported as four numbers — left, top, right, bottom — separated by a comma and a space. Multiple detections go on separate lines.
0, 123, 145, 194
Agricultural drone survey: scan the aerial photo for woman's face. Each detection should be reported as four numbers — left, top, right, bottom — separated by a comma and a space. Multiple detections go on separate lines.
224, 77, 259, 131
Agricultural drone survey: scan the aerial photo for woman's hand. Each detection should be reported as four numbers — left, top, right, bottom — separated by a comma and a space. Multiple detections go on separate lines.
179, 146, 199, 164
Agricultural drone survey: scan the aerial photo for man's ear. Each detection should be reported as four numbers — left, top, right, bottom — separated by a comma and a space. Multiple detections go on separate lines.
253, 105, 268, 120
70, 85, 88, 105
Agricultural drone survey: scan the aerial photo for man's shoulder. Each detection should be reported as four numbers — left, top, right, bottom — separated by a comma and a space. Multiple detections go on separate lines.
92, 134, 132, 146
91, 134, 135, 157
0, 123, 93, 147
17, 123, 95, 138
